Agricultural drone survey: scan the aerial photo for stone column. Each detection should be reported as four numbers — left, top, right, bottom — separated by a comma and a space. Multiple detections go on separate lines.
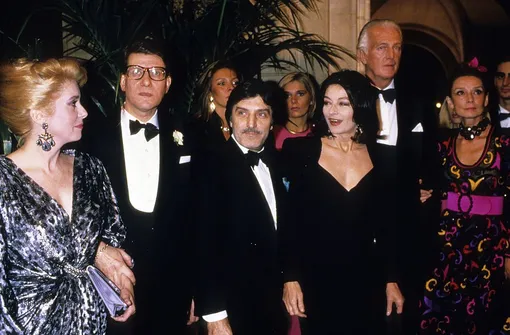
263, 0, 371, 83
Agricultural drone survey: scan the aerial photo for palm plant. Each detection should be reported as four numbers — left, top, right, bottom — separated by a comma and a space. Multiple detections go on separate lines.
27, 0, 354, 117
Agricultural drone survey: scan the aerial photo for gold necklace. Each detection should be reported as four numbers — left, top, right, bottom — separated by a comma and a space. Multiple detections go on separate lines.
285, 124, 309, 135
220, 125, 230, 132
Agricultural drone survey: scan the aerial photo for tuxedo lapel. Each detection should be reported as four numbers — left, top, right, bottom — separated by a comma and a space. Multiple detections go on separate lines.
225, 139, 277, 232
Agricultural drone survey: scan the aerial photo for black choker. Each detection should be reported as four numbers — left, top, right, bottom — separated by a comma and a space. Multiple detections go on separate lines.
459, 118, 490, 140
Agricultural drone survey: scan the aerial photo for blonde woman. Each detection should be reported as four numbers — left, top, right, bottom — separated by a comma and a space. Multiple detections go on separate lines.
0, 58, 135, 334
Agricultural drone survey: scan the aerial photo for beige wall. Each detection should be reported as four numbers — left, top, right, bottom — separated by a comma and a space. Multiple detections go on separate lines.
263, 0, 370, 84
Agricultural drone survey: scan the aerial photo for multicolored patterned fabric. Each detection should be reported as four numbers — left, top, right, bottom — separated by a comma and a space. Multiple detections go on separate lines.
418, 128, 510, 334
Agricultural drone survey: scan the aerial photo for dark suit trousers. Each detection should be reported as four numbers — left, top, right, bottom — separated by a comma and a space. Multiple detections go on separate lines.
106, 210, 188, 335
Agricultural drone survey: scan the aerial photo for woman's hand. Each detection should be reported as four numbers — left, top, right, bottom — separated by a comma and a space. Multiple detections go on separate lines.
386, 282, 404, 315
112, 274, 136, 322
283, 281, 307, 317
94, 241, 136, 320
94, 242, 135, 287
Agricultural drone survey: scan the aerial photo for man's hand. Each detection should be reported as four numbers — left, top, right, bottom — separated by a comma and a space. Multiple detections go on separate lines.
420, 189, 433, 203
207, 318, 233, 335
419, 179, 433, 203
187, 299, 199, 325
283, 281, 307, 318
386, 282, 404, 315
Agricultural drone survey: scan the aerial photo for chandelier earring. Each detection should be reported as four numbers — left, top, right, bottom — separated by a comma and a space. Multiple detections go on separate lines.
209, 95, 216, 113
352, 124, 363, 143
36, 122, 55, 152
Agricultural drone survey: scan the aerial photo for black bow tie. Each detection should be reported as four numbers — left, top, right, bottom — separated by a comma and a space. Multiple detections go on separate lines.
500, 113, 510, 121
245, 150, 265, 168
129, 120, 159, 141
378, 88, 396, 104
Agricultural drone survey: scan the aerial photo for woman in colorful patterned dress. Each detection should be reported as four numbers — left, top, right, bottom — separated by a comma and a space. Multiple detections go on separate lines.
418, 62, 510, 334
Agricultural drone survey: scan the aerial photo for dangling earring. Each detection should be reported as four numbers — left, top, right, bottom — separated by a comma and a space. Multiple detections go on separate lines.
209, 95, 216, 113
36, 122, 55, 152
352, 124, 363, 143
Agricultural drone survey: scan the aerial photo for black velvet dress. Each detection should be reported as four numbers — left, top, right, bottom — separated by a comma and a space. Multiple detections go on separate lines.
281, 137, 397, 334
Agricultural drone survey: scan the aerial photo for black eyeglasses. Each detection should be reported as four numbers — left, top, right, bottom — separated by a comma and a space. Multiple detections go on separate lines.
126, 65, 167, 81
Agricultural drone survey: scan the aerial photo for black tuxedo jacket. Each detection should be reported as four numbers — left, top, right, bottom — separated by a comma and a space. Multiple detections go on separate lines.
194, 138, 287, 334
373, 83, 439, 281
80, 109, 193, 333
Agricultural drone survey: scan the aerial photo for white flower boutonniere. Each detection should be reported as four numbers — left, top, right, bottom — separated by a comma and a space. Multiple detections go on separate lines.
173, 130, 184, 146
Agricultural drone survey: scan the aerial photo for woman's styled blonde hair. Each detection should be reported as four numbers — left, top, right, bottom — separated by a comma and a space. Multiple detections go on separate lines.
278, 72, 318, 120
0, 58, 87, 139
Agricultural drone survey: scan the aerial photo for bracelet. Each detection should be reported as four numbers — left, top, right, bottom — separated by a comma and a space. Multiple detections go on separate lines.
95, 243, 109, 262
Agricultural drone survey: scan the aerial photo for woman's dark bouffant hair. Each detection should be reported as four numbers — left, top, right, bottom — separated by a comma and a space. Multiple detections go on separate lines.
448, 62, 489, 94
315, 70, 378, 144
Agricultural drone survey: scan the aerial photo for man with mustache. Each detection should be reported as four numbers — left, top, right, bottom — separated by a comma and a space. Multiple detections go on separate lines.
490, 56, 510, 130
81, 37, 194, 334
357, 19, 438, 334
194, 79, 287, 335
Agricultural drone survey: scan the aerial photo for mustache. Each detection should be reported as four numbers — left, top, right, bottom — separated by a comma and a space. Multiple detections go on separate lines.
241, 127, 263, 135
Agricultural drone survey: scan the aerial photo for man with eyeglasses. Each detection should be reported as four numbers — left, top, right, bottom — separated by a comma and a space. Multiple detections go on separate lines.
81, 37, 195, 334
491, 56, 510, 130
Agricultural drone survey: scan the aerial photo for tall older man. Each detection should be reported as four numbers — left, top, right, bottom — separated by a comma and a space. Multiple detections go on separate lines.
357, 19, 438, 333
81, 37, 194, 334
195, 79, 287, 335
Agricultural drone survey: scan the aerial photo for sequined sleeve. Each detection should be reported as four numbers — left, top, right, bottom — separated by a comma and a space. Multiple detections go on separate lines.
0, 185, 23, 334
90, 155, 126, 249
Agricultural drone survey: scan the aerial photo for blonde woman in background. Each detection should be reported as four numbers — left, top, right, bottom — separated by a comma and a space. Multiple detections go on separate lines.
274, 72, 318, 150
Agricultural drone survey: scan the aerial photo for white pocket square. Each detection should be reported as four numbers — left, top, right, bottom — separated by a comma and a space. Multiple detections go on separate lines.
411, 123, 423, 132
179, 155, 191, 164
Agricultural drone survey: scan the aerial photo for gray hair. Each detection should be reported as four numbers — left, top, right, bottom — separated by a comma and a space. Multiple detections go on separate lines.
357, 19, 402, 52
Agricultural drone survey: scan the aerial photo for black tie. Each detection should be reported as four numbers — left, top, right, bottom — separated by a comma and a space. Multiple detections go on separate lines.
245, 150, 264, 168
500, 113, 510, 121
129, 120, 159, 141
378, 88, 396, 104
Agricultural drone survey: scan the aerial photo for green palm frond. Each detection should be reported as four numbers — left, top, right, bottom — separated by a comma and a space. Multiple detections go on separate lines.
18, 0, 353, 117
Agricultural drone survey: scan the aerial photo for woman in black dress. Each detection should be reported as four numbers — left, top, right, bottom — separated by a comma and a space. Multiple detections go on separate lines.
193, 61, 240, 146
280, 70, 404, 334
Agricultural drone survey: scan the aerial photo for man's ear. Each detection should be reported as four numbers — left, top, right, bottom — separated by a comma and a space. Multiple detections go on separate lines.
120, 74, 127, 92
357, 48, 368, 65
165, 75, 172, 93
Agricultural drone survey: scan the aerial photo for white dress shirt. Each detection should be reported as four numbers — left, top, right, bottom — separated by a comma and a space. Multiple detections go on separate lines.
202, 136, 277, 323
120, 109, 160, 213
375, 80, 398, 146
499, 105, 510, 129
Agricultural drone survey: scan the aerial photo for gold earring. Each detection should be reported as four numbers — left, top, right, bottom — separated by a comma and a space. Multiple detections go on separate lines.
209, 95, 216, 113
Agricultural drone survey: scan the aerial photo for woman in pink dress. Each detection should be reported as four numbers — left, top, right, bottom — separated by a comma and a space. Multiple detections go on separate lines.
274, 72, 318, 151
